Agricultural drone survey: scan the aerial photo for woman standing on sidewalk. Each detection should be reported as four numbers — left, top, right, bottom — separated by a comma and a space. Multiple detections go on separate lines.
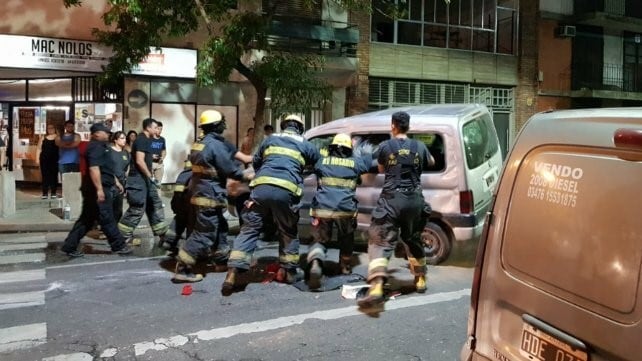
37, 124, 60, 199
110, 131, 130, 222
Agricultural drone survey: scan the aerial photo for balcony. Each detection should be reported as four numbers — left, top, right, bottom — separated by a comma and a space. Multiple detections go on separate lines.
574, 0, 642, 31
571, 61, 642, 99
267, 16, 359, 57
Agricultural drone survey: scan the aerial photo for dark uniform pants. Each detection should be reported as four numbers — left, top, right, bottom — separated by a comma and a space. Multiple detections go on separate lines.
366, 190, 429, 282
182, 205, 229, 264
228, 184, 301, 271
168, 192, 193, 245
61, 186, 126, 253
112, 187, 124, 223
307, 217, 356, 264
118, 175, 167, 237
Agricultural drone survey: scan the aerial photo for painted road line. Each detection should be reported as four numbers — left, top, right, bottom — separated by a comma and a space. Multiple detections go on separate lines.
0, 290, 45, 310
0, 323, 47, 353
42, 353, 93, 361
0, 242, 47, 252
0, 269, 46, 284
133, 288, 471, 356
0, 253, 46, 265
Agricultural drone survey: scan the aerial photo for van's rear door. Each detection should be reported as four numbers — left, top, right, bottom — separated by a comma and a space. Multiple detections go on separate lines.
473, 140, 642, 361
461, 113, 502, 218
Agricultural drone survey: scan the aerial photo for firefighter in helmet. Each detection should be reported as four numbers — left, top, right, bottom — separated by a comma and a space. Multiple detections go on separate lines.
306, 133, 370, 289
221, 114, 321, 295
172, 110, 253, 283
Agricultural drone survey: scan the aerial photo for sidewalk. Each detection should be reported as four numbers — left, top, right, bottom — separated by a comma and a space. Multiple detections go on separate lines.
0, 187, 169, 233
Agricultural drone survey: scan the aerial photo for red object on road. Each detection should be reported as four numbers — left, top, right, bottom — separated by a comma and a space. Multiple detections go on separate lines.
181, 285, 193, 296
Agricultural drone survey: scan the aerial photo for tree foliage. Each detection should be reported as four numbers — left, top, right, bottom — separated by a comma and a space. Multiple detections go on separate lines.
63, 0, 404, 136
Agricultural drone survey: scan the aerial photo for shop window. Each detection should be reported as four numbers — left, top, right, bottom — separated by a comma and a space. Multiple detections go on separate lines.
28, 79, 71, 102
424, 24, 448, 48
0, 80, 26, 101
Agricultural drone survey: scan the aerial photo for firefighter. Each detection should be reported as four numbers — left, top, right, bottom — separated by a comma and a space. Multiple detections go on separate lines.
158, 159, 193, 255
118, 118, 171, 244
306, 133, 370, 289
172, 110, 253, 283
221, 114, 321, 295
357, 111, 434, 309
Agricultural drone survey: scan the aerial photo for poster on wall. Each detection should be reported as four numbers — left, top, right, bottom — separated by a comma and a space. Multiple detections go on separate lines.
18, 108, 37, 143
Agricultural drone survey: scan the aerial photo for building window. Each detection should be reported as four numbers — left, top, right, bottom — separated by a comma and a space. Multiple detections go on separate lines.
371, 0, 517, 55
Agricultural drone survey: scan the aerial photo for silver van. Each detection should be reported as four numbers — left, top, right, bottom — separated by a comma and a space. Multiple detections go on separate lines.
461, 108, 642, 361
299, 104, 503, 264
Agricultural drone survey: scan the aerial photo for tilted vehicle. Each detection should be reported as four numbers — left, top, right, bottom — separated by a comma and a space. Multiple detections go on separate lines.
299, 104, 503, 264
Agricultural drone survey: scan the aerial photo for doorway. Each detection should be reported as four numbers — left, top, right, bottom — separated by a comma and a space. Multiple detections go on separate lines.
9, 104, 70, 182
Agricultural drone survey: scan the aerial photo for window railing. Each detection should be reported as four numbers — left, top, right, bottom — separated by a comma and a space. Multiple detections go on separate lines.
572, 61, 642, 92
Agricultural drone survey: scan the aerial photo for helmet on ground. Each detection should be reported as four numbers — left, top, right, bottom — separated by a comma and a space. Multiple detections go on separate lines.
331, 133, 352, 149
199, 110, 224, 127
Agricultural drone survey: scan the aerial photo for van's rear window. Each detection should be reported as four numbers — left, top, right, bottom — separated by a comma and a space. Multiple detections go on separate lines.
462, 114, 499, 169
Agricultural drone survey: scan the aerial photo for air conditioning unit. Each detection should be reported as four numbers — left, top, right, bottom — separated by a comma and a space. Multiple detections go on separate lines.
556, 25, 576, 38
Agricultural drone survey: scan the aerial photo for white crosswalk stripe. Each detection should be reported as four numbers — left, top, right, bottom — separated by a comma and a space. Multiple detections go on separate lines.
0, 236, 49, 356
0, 323, 47, 353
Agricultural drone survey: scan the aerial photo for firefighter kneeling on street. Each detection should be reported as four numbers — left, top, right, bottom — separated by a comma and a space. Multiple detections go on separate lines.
221, 114, 321, 296
306, 133, 370, 290
357, 111, 435, 309
172, 110, 254, 283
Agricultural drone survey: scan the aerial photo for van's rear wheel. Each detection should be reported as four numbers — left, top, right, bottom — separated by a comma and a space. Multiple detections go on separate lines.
422, 222, 451, 265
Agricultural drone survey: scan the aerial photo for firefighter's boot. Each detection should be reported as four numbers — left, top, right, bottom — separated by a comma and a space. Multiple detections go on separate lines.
307, 259, 322, 290
221, 268, 238, 296
171, 249, 203, 283
357, 277, 385, 309
415, 274, 427, 293
339, 255, 352, 275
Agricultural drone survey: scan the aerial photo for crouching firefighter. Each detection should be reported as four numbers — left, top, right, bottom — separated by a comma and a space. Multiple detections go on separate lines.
172, 110, 253, 283
306, 133, 370, 289
357, 111, 435, 309
158, 159, 193, 255
221, 114, 321, 295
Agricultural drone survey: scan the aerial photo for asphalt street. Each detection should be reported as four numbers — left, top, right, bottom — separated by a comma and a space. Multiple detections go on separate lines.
0, 232, 475, 361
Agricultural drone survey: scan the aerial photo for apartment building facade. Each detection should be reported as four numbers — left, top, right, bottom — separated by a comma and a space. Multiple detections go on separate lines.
538, 0, 642, 113
348, 0, 522, 158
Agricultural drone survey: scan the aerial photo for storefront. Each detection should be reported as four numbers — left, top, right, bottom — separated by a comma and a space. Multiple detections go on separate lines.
0, 34, 239, 185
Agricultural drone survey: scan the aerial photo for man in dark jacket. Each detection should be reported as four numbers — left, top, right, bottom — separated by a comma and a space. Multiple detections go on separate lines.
60, 123, 132, 257
222, 115, 321, 295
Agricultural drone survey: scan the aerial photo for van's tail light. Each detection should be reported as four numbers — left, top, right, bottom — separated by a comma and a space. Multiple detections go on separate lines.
614, 128, 642, 161
460, 190, 474, 214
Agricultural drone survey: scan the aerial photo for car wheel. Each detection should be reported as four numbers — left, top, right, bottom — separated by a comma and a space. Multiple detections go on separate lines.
422, 222, 452, 265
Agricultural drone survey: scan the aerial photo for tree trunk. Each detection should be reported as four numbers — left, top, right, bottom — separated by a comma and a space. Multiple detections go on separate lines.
234, 60, 269, 149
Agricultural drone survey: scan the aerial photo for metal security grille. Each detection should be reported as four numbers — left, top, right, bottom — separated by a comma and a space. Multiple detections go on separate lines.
369, 78, 514, 112
73, 77, 123, 102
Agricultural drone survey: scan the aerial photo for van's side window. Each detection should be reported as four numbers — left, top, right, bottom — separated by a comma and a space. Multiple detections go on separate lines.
462, 114, 500, 169
409, 133, 445, 172
309, 134, 335, 157
352, 133, 390, 161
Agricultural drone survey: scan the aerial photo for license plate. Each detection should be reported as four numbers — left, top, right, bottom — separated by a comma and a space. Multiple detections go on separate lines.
520, 323, 588, 361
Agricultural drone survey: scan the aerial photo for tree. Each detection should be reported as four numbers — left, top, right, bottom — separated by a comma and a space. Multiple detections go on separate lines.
63, 0, 403, 140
